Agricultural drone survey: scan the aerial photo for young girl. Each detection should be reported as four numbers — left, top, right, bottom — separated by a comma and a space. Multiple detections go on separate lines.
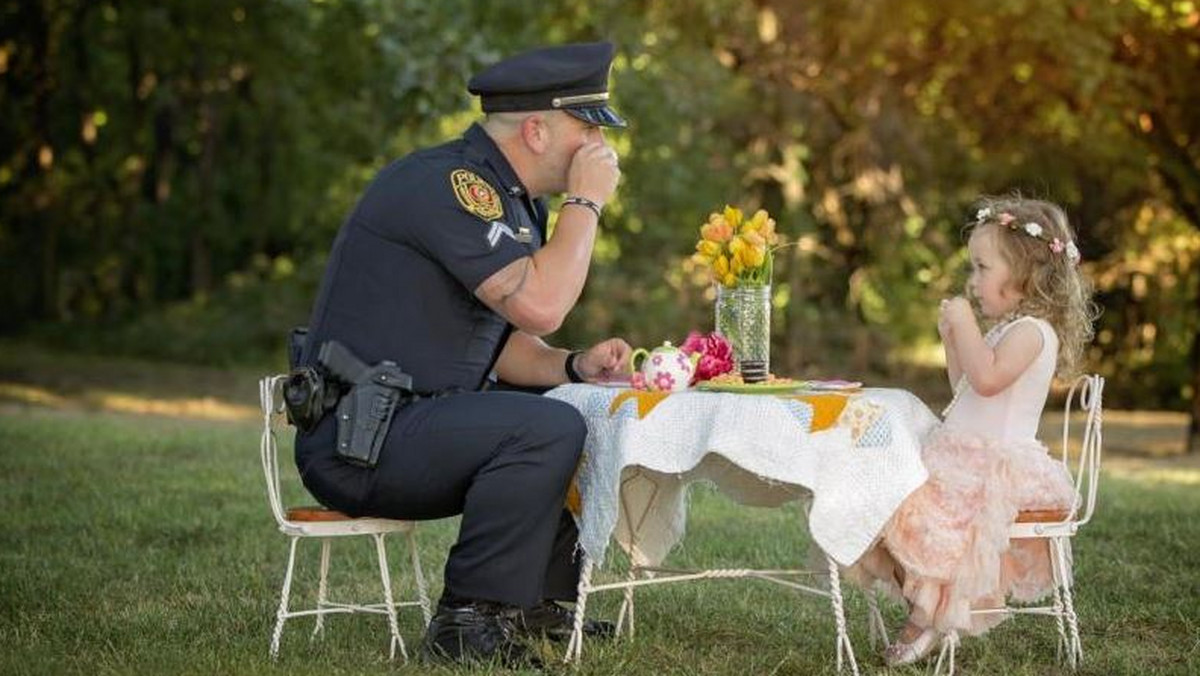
850, 196, 1097, 665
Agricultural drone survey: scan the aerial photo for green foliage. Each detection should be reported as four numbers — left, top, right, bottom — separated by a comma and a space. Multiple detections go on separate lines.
1, 0, 1197, 410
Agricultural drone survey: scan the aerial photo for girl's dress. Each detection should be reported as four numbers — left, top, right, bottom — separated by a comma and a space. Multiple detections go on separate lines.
849, 316, 1076, 636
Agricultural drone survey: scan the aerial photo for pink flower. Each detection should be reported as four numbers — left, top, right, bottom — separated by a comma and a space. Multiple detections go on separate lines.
653, 372, 676, 391
1049, 238, 1065, 253
998, 212, 1015, 226
680, 331, 735, 384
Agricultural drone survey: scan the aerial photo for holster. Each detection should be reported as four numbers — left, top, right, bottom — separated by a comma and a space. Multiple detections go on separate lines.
278, 333, 416, 469
332, 362, 413, 468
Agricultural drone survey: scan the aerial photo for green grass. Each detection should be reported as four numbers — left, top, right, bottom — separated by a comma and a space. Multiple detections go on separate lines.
1, 406, 1198, 675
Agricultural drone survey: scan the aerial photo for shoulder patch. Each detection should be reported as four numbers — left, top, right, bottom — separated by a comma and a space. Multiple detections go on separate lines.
450, 169, 504, 221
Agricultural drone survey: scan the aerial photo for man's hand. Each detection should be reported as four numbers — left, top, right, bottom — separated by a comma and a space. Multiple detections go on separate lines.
576, 337, 632, 382
567, 142, 620, 207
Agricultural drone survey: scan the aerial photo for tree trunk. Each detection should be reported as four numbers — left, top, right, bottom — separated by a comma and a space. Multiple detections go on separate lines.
1190, 300, 1200, 453
191, 98, 217, 296
27, 1, 57, 321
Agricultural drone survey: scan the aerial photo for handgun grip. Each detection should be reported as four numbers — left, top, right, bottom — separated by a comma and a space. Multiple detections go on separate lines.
318, 340, 368, 383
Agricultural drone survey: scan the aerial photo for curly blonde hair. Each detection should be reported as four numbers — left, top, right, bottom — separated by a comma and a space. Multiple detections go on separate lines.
966, 196, 1099, 378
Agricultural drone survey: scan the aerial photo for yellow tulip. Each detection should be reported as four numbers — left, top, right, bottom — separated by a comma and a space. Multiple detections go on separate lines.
742, 231, 765, 248
740, 209, 763, 234
713, 254, 730, 278
728, 236, 746, 256
722, 272, 737, 287
723, 205, 743, 229
760, 216, 778, 244
691, 252, 713, 266
743, 244, 766, 268
696, 240, 722, 257
730, 254, 744, 275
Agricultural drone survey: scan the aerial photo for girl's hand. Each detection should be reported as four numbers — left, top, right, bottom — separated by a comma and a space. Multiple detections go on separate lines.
937, 302, 954, 340
940, 296, 974, 328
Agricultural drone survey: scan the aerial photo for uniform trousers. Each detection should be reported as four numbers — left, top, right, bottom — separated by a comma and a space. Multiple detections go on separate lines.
295, 390, 587, 608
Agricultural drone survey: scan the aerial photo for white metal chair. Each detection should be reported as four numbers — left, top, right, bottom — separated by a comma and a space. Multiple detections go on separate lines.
866, 373, 1105, 674
258, 375, 432, 661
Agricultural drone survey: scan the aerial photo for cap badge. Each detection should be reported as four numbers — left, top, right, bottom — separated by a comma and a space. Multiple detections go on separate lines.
450, 169, 504, 221
551, 92, 610, 108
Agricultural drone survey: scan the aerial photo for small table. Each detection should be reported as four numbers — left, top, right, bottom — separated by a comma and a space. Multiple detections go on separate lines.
546, 384, 939, 673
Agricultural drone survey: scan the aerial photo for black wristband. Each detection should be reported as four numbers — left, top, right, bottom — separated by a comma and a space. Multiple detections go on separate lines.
565, 350, 586, 383
562, 195, 602, 219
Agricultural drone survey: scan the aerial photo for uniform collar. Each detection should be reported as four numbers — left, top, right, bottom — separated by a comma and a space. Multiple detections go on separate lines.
463, 123, 529, 199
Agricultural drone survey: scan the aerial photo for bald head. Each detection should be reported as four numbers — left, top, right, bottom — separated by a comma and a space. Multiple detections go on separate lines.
480, 112, 530, 139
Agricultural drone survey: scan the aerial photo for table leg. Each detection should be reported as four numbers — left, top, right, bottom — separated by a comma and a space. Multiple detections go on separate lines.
564, 556, 595, 663
826, 555, 860, 676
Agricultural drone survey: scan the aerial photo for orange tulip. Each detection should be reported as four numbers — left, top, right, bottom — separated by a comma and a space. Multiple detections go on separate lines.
701, 217, 733, 243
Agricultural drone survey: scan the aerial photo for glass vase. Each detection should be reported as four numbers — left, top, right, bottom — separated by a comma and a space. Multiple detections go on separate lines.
714, 284, 771, 376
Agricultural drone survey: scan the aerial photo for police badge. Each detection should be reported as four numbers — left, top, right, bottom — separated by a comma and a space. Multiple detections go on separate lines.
450, 169, 504, 221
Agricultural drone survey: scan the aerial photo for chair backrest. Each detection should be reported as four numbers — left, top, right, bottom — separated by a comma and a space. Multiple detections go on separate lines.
259, 374, 291, 528
1058, 373, 1105, 527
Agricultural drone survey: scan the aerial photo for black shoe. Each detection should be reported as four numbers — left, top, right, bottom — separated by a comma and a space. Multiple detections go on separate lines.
515, 601, 616, 642
419, 599, 543, 668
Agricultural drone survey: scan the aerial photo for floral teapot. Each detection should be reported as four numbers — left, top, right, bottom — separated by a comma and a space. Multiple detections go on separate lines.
630, 341, 699, 392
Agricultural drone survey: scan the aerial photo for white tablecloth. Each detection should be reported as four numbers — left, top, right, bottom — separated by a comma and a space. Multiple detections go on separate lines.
546, 385, 939, 567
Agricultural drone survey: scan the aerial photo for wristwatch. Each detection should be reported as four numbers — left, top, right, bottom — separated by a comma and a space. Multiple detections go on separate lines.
565, 350, 586, 383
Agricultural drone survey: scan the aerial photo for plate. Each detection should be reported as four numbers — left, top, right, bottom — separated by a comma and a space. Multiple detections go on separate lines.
695, 380, 807, 394
592, 380, 634, 389
801, 380, 863, 391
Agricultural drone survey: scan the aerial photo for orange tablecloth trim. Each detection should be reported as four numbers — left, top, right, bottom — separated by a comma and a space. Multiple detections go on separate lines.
783, 393, 852, 431
609, 389, 853, 431
609, 390, 671, 418
567, 480, 582, 515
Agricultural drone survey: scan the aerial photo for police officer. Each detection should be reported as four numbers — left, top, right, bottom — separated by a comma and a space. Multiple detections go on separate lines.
294, 42, 630, 666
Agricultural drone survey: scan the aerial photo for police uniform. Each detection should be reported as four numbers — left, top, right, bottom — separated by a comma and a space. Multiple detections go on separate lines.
295, 42, 625, 615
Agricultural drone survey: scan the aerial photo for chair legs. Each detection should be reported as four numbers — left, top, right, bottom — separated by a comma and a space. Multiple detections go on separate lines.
1051, 537, 1083, 666
270, 537, 301, 660
615, 566, 637, 638
269, 531, 426, 662
405, 529, 433, 627
373, 533, 408, 661
866, 590, 889, 650
914, 536, 1081, 674
312, 539, 332, 640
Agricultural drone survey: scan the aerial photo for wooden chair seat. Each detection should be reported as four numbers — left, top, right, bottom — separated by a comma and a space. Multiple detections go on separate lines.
286, 506, 353, 522
1015, 508, 1070, 523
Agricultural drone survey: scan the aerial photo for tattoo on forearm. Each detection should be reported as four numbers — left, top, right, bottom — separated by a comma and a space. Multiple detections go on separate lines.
500, 259, 531, 305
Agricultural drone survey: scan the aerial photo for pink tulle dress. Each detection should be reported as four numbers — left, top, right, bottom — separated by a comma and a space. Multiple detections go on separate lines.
848, 316, 1076, 636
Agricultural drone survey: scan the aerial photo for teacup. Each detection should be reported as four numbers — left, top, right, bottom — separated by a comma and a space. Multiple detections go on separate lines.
630, 341, 699, 392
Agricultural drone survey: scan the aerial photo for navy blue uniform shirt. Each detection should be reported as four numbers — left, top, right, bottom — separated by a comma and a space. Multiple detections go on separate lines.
300, 123, 547, 393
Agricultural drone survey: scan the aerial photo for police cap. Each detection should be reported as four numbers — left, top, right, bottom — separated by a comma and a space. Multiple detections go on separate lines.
468, 41, 626, 128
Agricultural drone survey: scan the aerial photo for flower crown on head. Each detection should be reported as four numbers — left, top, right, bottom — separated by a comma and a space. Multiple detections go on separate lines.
976, 207, 1081, 266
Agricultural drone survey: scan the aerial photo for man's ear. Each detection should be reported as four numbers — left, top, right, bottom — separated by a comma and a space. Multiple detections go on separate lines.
520, 114, 550, 154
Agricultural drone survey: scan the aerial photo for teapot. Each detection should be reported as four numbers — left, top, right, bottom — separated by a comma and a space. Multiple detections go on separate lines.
630, 341, 699, 392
